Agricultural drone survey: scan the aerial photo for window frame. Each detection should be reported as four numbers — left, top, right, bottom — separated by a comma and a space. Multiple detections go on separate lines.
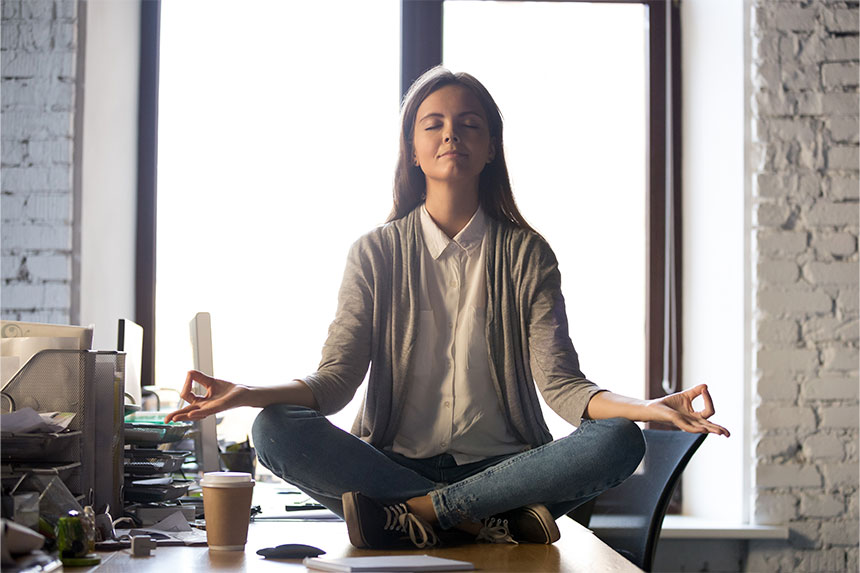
401, 0, 683, 403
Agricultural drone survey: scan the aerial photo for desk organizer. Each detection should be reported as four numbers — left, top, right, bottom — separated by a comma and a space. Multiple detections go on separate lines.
1, 350, 125, 514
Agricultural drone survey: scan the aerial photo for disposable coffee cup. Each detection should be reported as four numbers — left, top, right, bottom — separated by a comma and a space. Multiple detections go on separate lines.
200, 471, 255, 551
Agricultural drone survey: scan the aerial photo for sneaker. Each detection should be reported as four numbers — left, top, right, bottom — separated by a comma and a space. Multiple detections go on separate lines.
480, 504, 560, 544
342, 491, 439, 549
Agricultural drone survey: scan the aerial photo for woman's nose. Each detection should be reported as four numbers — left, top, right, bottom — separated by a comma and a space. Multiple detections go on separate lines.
444, 131, 460, 143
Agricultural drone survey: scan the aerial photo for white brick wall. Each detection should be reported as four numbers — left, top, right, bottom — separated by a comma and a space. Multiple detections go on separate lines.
1, 0, 78, 322
749, 1, 859, 571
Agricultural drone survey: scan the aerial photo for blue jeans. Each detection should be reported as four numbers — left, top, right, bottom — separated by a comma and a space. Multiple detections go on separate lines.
252, 405, 645, 530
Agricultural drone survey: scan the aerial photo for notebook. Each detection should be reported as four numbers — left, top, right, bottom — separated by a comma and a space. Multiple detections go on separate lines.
303, 555, 474, 572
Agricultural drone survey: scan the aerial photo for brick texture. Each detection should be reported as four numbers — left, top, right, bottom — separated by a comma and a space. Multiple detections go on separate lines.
750, 1, 859, 570
1, 0, 77, 321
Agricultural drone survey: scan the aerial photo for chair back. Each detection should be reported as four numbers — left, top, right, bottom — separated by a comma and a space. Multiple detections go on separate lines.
569, 429, 706, 572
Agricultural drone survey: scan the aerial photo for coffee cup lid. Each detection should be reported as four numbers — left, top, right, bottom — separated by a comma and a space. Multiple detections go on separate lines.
200, 471, 254, 487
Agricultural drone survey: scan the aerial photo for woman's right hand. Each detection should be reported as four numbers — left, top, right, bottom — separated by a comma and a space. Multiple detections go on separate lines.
164, 370, 250, 423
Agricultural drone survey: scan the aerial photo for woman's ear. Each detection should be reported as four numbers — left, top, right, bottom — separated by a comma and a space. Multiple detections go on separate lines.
487, 140, 497, 164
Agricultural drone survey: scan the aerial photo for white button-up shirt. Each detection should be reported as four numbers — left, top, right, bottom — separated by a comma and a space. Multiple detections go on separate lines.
391, 205, 527, 464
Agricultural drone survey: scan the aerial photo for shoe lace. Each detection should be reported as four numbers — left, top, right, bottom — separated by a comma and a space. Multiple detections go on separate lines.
383, 504, 439, 548
476, 517, 517, 544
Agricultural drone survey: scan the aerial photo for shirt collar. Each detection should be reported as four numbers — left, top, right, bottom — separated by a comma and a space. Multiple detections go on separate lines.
419, 204, 486, 260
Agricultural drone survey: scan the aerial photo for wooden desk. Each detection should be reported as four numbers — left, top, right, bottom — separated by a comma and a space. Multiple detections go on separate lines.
88, 517, 641, 572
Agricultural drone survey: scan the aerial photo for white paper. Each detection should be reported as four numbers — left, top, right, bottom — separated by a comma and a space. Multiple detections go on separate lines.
0, 407, 76, 433
115, 510, 206, 546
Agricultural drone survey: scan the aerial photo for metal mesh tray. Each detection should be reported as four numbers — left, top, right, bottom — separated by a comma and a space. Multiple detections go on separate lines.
0, 430, 82, 461
124, 449, 189, 475
123, 422, 191, 446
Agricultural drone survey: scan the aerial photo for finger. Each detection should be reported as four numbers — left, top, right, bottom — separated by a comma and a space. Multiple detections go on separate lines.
697, 386, 716, 418
178, 370, 200, 403
164, 404, 200, 423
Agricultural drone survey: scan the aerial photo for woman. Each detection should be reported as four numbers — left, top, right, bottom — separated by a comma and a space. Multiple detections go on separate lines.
166, 67, 728, 550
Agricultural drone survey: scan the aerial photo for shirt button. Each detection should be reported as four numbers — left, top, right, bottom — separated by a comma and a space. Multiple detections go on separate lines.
449, 280, 457, 287
444, 401, 451, 408
441, 442, 448, 448
448, 321, 454, 328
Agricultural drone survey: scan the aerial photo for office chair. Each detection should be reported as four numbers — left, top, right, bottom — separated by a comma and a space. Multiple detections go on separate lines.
568, 429, 707, 572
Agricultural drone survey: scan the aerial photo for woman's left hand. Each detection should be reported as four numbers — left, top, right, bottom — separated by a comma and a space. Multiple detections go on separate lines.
646, 384, 730, 437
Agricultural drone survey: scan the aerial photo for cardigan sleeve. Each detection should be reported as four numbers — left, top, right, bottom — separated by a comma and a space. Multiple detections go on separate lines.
300, 238, 375, 415
524, 239, 605, 425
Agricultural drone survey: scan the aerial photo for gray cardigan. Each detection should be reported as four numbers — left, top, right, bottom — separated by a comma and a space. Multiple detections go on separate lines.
302, 207, 603, 450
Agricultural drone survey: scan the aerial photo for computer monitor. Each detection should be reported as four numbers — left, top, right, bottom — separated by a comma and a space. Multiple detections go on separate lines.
117, 318, 144, 407
189, 312, 220, 473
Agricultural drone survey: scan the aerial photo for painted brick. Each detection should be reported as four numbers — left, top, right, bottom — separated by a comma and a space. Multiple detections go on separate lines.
755, 202, 793, 227
797, 173, 822, 198
756, 433, 801, 458
803, 316, 846, 342
822, 93, 860, 117
823, 7, 860, 34
757, 374, 800, 400
0, 111, 74, 140
1, 255, 22, 279
0, 223, 71, 252
798, 548, 850, 572
758, 288, 833, 315
805, 201, 859, 226
829, 117, 860, 145
754, 492, 799, 523
796, 91, 823, 116
822, 462, 860, 487
834, 319, 859, 342
2, 51, 76, 78
822, 346, 859, 371
801, 431, 845, 459
820, 405, 860, 428
2, 78, 76, 109
757, 347, 820, 372
757, 403, 817, 429
783, 61, 821, 91
754, 172, 794, 197
756, 463, 822, 487
2, 309, 70, 324
758, 260, 801, 284
788, 520, 823, 550
820, 519, 860, 547
812, 231, 857, 256
827, 145, 860, 171
1, 194, 26, 221
0, 282, 70, 310
1, 167, 72, 192
757, 230, 808, 255
0, 140, 26, 167
774, 6, 818, 32
21, 0, 52, 20
805, 261, 858, 285
27, 139, 73, 165
768, 118, 816, 143
824, 36, 860, 62
822, 62, 860, 90
754, 90, 795, 117
800, 492, 846, 518
758, 318, 800, 343
24, 254, 70, 280
838, 288, 859, 313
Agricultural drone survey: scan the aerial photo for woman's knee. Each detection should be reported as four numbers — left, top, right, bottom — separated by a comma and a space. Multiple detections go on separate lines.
251, 404, 317, 457
605, 418, 646, 476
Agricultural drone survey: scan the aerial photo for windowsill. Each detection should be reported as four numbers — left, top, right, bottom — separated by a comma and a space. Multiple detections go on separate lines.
660, 515, 789, 539
587, 515, 789, 540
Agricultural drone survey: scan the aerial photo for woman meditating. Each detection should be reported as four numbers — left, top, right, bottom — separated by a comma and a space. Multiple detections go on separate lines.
166, 67, 729, 550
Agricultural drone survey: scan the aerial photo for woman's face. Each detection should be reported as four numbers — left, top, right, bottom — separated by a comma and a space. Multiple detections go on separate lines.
411, 84, 495, 190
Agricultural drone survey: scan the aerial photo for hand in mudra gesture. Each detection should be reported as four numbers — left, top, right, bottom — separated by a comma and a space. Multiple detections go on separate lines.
646, 384, 730, 437
164, 370, 250, 423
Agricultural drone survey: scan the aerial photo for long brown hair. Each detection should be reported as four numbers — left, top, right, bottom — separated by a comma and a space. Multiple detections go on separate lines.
387, 66, 535, 233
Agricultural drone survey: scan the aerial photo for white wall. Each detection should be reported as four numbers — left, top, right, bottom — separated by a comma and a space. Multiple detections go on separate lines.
680, 0, 748, 522
78, 0, 140, 350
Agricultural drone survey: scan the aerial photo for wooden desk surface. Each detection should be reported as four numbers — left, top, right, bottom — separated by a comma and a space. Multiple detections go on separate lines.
87, 517, 640, 573
85, 482, 641, 572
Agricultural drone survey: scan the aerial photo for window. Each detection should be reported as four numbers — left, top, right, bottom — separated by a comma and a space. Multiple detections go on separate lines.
141, 0, 680, 443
